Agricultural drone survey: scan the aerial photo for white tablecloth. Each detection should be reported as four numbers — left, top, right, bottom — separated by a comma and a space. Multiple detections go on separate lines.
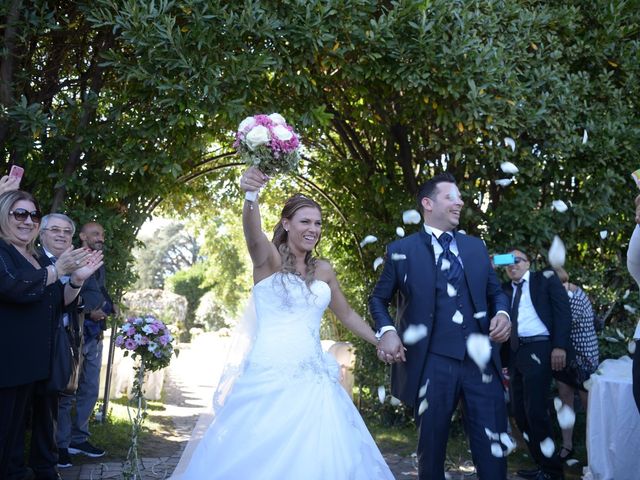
586, 356, 640, 480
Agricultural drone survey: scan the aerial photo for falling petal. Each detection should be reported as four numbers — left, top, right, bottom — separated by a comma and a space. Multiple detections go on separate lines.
391, 253, 407, 261
500, 433, 516, 454
485, 428, 500, 440
531, 353, 541, 364
403, 273, 408, 283
491, 442, 504, 458
552, 200, 569, 213
557, 404, 576, 429
540, 437, 555, 458
466, 333, 492, 371
500, 161, 519, 174
360, 235, 378, 248
623, 289, 630, 300
624, 304, 636, 314
396, 227, 405, 237
418, 397, 429, 415
566, 459, 579, 467
523, 432, 530, 442
418, 379, 430, 398
504, 137, 516, 152
548, 235, 566, 268
441, 258, 451, 271
582, 129, 588, 144
447, 283, 457, 297
373, 257, 384, 271
495, 178, 513, 187
629, 340, 636, 355
457, 229, 466, 235
583, 378, 594, 391
452, 310, 464, 324
402, 209, 422, 225
377, 385, 386, 404
473, 311, 487, 319
390, 396, 402, 406
553, 397, 563, 412
616, 328, 625, 339
482, 374, 493, 383
403, 324, 428, 345
543, 270, 555, 278
604, 336, 619, 343
600, 230, 608, 240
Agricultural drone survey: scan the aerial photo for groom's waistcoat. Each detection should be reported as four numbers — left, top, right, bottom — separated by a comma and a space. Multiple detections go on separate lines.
429, 263, 480, 360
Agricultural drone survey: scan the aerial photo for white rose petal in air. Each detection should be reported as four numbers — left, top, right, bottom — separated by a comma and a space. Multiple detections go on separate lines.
238, 116, 256, 132
466, 333, 491, 371
623, 289, 630, 300
557, 404, 576, 429
629, 341, 636, 355
373, 257, 384, 271
624, 304, 636, 314
553, 397, 563, 412
377, 385, 386, 404
491, 442, 504, 458
484, 427, 499, 441
473, 311, 487, 319
548, 235, 566, 268
245, 125, 270, 150
402, 209, 422, 225
495, 178, 513, 187
457, 230, 466, 235
566, 459, 579, 467
441, 258, 451, 271
482, 374, 493, 383
418, 397, 429, 415
500, 433, 516, 454
359, 235, 378, 248
391, 253, 407, 261
523, 432, 530, 442
500, 162, 519, 174
583, 378, 594, 391
600, 230, 608, 240
396, 227, 405, 237
268, 113, 286, 125
447, 283, 457, 297
582, 129, 588, 144
504, 137, 516, 152
403, 324, 428, 345
531, 353, 541, 364
552, 200, 569, 213
390, 396, 402, 406
616, 328, 626, 339
604, 336, 620, 343
452, 310, 464, 324
418, 379, 430, 398
540, 437, 555, 458
543, 270, 555, 278
272, 124, 293, 141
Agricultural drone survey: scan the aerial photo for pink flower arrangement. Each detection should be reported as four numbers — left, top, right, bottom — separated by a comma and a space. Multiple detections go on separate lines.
115, 315, 176, 372
234, 113, 301, 176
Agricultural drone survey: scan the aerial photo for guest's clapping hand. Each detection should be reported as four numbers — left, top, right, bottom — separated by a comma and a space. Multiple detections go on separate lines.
0, 175, 20, 195
240, 167, 269, 193
377, 331, 406, 364
69, 249, 104, 284
489, 313, 511, 343
54, 247, 94, 276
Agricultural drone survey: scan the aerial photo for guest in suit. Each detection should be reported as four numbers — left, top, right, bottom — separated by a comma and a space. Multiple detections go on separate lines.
369, 173, 512, 480
0, 191, 102, 480
503, 249, 571, 480
627, 194, 640, 415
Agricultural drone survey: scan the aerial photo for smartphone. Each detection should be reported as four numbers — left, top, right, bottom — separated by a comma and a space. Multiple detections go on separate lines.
9, 165, 24, 181
493, 253, 516, 266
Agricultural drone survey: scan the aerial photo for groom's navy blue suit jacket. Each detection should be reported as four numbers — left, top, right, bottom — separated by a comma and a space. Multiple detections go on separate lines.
369, 228, 509, 407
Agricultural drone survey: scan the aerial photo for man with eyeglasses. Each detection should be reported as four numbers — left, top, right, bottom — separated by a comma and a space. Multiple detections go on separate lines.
503, 249, 571, 480
56, 222, 114, 465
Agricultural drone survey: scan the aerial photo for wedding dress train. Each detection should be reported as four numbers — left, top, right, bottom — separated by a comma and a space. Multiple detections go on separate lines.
174, 272, 394, 479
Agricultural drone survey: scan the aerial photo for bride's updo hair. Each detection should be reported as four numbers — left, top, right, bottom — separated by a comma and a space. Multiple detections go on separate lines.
272, 193, 322, 287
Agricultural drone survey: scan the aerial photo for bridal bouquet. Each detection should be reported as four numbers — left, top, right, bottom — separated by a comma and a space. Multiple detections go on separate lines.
115, 315, 176, 372
234, 113, 301, 177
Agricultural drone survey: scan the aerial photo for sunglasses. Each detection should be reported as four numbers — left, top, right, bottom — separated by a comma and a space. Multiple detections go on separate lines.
514, 257, 528, 264
9, 208, 43, 223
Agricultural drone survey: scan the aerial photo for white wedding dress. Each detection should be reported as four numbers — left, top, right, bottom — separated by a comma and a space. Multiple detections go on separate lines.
176, 272, 394, 479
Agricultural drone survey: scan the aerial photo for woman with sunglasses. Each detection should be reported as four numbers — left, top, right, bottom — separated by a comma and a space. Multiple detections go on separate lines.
0, 190, 103, 480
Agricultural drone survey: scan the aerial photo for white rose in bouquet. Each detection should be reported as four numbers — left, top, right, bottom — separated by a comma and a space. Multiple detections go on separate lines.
245, 125, 270, 151
272, 125, 293, 141
268, 113, 287, 125
238, 116, 256, 132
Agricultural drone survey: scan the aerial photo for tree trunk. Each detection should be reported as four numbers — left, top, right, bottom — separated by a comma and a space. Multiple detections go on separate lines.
0, 0, 23, 149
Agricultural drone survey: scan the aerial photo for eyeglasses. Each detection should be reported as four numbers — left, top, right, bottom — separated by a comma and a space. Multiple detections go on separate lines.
514, 257, 528, 264
42, 226, 74, 236
9, 208, 42, 223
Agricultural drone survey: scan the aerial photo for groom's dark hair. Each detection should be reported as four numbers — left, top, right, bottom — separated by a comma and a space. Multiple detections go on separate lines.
416, 172, 457, 209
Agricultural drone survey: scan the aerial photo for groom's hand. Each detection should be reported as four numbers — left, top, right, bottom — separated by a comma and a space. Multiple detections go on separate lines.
377, 331, 406, 364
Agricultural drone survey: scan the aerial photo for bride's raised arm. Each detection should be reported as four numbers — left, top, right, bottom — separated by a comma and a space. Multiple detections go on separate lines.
240, 167, 279, 280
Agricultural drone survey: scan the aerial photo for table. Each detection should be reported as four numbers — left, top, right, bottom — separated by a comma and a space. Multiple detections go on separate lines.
586, 356, 640, 480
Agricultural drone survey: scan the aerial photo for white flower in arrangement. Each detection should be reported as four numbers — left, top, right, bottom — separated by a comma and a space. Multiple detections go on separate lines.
272, 124, 293, 141
147, 341, 158, 352
391, 253, 407, 261
500, 162, 519, 174
504, 137, 516, 152
238, 116, 256, 132
142, 325, 154, 334
245, 125, 270, 151
402, 209, 422, 224
377, 385, 386, 404
396, 227, 405, 237
373, 257, 384, 271
359, 235, 378, 248
548, 235, 566, 268
403, 324, 428, 345
495, 178, 513, 187
552, 200, 569, 213
466, 333, 491, 371
267, 113, 286, 125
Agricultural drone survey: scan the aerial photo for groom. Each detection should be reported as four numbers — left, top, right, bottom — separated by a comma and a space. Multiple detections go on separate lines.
369, 173, 512, 480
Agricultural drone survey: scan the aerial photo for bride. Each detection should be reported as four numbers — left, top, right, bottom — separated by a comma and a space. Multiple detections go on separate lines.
174, 167, 394, 479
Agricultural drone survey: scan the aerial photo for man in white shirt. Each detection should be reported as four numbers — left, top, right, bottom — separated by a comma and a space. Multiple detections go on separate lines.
626, 194, 640, 414
504, 249, 571, 480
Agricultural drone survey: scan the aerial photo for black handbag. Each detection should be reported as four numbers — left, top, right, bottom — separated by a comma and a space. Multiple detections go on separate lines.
46, 300, 84, 395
